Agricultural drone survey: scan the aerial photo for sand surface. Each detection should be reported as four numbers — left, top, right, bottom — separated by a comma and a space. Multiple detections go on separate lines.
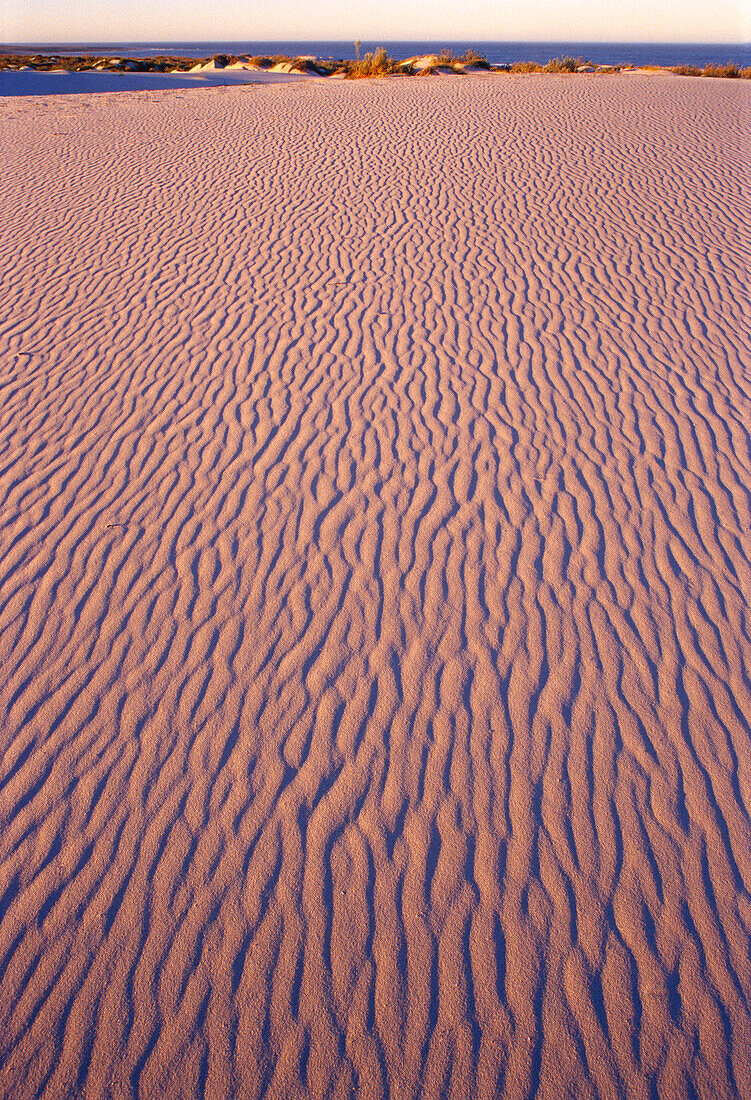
0, 68, 313, 98
0, 75, 750, 1099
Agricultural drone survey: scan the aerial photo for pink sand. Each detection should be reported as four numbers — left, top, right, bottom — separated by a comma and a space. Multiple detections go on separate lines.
0, 74, 750, 1098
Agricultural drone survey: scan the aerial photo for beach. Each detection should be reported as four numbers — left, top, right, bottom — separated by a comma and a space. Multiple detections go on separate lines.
0, 73, 750, 1098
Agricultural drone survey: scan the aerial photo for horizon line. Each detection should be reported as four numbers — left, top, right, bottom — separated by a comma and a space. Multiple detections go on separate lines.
4, 38, 750, 47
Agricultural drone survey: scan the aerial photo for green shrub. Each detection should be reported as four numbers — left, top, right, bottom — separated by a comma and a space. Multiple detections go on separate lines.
543, 55, 584, 73
247, 55, 286, 69
459, 49, 490, 69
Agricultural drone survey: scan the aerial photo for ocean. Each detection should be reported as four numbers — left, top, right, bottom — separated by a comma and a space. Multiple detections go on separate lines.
3, 40, 750, 68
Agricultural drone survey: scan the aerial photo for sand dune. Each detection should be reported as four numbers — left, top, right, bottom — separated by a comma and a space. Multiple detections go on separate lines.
0, 75, 750, 1098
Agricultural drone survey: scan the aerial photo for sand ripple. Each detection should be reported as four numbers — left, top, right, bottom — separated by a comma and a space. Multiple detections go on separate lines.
0, 75, 750, 1098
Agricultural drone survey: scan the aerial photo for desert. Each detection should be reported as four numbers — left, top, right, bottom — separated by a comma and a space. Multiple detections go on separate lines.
0, 72, 749, 1098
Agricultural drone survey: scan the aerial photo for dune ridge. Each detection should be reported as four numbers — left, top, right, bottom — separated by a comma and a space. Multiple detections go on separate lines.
0, 76, 750, 1098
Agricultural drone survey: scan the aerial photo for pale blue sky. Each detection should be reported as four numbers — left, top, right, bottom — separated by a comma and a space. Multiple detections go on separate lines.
2, 0, 748, 44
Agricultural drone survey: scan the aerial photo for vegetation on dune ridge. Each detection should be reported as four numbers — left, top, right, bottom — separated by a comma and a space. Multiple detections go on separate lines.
345, 46, 494, 78
246, 55, 339, 74
0, 51, 748, 79
0, 53, 198, 72
345, 47, 400, 78
456, 49, 492, 69
0, 51, 343, 75
499, 55, 588, 73
671, 61, 751, 79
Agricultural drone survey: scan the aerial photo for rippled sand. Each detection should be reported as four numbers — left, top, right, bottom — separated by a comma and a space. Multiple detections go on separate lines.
1, 75, 750, 1099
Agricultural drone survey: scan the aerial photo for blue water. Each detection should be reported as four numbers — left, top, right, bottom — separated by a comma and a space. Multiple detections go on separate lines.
4, 40, 750, 68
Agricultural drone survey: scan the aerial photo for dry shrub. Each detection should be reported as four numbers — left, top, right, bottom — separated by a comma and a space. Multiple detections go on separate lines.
509, 61, 544, 73
703, 62, 741, 78
672, 61, 749, 79
346, 46, 396, 78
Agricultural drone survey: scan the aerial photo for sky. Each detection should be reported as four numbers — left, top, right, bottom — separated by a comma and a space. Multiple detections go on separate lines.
2, 0, 748, 44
